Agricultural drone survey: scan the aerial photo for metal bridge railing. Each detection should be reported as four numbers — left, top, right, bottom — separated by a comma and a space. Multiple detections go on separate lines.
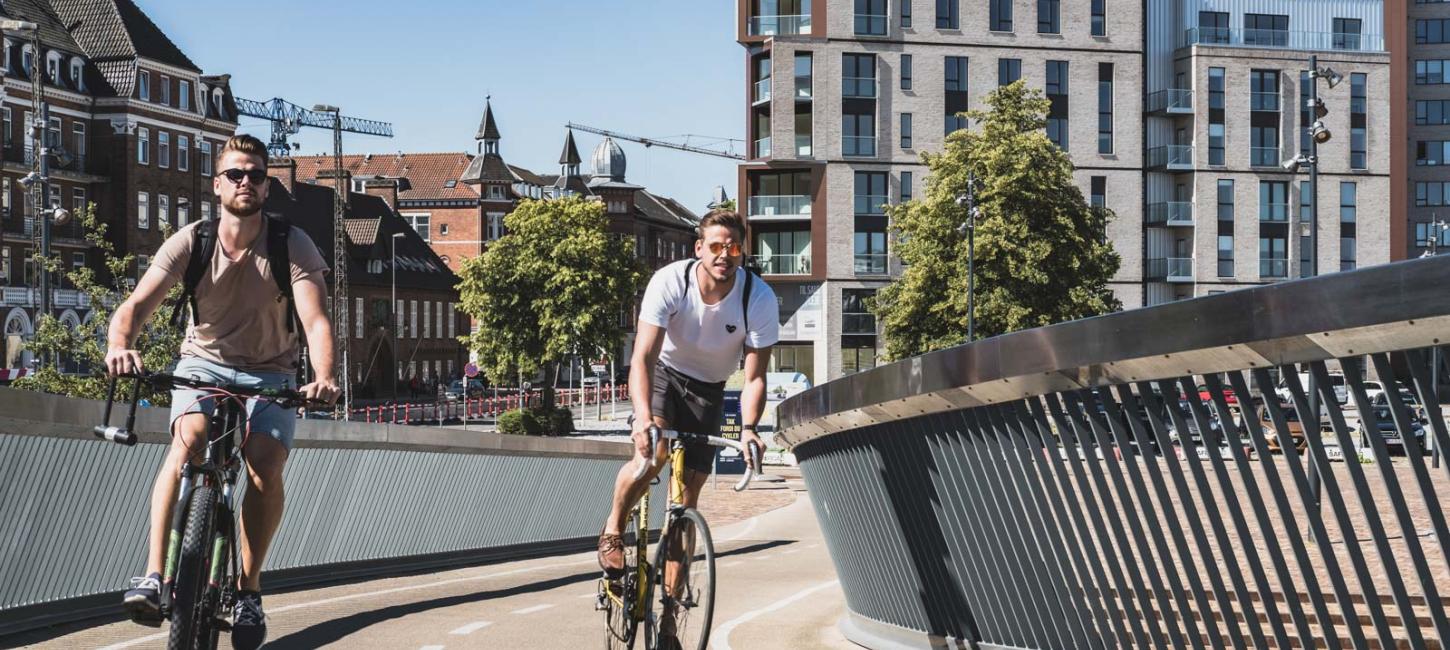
776, 254, 1450, 650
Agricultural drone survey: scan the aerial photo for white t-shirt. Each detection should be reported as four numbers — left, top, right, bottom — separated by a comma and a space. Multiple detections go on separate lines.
638, 259, 779, 383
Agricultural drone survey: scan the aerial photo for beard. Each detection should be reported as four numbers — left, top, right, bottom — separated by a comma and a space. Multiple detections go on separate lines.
223, 193, 263, 217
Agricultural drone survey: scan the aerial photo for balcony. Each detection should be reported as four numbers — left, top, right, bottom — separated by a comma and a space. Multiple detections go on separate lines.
854, 253, 888, 275
1145, 202, 1194, 226
1146, 257, 1194, 282
749, 14, 812, 36
1146, 89, 1193, 115
854, 14, 888, 36
854, 194, 889, 215
1182, 27, 1383, 52
1250, 147, 1280, 167
1146, 145, 1193, 171
1259, 257, 1289, 278
843, 77, 878, 99
753, 78, 771, 105
751, 253, 812, 275
748, 195, 812, 220
843, 135, 876, 157
754, 136, 772, 159
1250, 92, 1280, 112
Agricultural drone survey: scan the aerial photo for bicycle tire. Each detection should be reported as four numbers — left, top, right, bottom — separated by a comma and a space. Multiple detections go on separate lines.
168, 485, 217, 650
604, 509, 643, 649
651, 508, 715, 650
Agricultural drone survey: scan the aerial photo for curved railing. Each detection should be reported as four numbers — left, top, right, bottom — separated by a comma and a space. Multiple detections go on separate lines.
777, 255, 1450, 649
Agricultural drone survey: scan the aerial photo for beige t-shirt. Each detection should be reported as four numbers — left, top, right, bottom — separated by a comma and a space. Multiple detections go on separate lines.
151, 219, 329, 372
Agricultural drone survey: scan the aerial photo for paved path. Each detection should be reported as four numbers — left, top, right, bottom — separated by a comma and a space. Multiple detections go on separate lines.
16, 473, 852, 649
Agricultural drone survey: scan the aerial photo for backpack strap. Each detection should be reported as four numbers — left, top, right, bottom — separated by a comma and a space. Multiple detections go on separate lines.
672, 260, 698, 320
264, 214, 298, 334
170, 219, 217, 330
742, 269, 754, 340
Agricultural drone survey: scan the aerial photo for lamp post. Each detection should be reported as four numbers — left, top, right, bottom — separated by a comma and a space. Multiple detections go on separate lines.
1423, 218, 1447, 467
390, 232, 405, 403
2, 21, 46, 363
955, 174, 978, 343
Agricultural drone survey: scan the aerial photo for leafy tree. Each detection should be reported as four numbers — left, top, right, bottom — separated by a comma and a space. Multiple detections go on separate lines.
874, 81, 1121, 360
456, 196, 644, 410
13, 205, 184, 404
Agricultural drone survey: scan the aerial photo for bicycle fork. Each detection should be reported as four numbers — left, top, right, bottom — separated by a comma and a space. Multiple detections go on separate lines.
159, 466, 196, 618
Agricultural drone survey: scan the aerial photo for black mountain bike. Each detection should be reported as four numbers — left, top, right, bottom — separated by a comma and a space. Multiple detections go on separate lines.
95, 371, 320, 650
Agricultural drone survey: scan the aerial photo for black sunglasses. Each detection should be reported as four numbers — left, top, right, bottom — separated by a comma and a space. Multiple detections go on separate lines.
220, 168, 268, 185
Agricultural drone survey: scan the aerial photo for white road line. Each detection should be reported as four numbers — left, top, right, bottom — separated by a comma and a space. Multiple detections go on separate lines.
779, 549, 798, 555
709, 580, 840, 650
97, 558, 596, 650
580, 592, 601, 599
512, 603, 557, 615
449, 621, 493, 635
420, 646, 446, 650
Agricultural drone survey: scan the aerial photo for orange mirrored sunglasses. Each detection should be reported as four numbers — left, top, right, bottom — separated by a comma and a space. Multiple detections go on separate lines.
706, 242, 744, 257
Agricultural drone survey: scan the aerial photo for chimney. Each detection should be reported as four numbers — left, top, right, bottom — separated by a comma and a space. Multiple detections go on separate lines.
313, 168, 353, 195
268, 157, 297, 194
364, 177, 399, 209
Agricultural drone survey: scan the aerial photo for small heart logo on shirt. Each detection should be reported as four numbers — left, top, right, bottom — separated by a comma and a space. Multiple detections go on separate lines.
726, 324, 737, 333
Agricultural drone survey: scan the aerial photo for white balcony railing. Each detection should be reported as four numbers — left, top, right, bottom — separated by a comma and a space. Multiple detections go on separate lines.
751, 253, 812, 275
1146, 202, 1194, 226
754, 78, 772, 105
748, 195, 812, 219
854, 253, 889, 275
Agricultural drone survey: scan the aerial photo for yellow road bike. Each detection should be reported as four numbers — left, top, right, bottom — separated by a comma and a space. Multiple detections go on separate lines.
598, 425, 759, 650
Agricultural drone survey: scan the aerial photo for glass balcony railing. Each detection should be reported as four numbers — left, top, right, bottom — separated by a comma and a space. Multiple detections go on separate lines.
754, 78, 771, 104
1183, 27, 1383, 52
749, 14, 812, 36
1146, 202, 1194, 226
1146, 257, 1194, 281
1147, 145, 1193, 169
748, 195, 812, 218
854, 194, 888, 215
854, 14, 888, 36
1146, 89, 1193, 113
854, 253, 888, 275
751, 253, 812, 275
1250, 146, 1280, 167
843, 77, 878, 98
1250, 92, 1280, 111
842, 313, 877, 335
843, 135, 876, 157
1260, 257, 1289, 278
754, 136, 771, 159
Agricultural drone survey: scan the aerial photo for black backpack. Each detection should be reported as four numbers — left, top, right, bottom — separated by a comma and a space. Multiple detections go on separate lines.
169, 213, 298, 334
680, 259, 756, 336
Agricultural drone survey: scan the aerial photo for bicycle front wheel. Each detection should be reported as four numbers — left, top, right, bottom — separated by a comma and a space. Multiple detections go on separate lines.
652, 508, 715, 650
169, 485, 217, 650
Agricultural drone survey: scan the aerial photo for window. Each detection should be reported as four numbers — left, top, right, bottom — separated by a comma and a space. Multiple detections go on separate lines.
403, 213, 430, 241
855, 172, 888, 214
1208, 68, 1225, 165
158, 131, 170, 168
1340, 182, 1356, 224
1300, 183, 1313, 277
160, 75, 170, 105
48, 185, 60, 209
410, 300, 418, 339
1340, 238, 1356, 271
937, 0, 958, 29
2, 107, 9, 149
71, 252, 84, 277
900, 112, 912, 149
1299, 180, 1312, 224
137, 127, 149, 165
138, 71, 149, 101
900, 54, 912, 91
1418, 19, 1450, 44
1090, 176, 1106, 210
201, 201, 211, 222
1244, 14, 1289, 47
178, 135, 189, 172
1091, 0, 1105, 35
199, 141, 212, 176
72, 122, 85, 163
843, 289, 877, 334
1096, 63, 1114, 154
137, 191, 149, 230
855, 0, 887, 35
753, 230, 811, 274
355, 298, 364, 339
1250, 69, 1280, 111
158, 194, 169, 228
842, 341, 877, 375
179, 80, 191, 112
1416, 100, 1450, 125
1259, 236, 1287, 278
843, 111, 876, 156
423, 302, 431, 339
0, 247, 8, 285
449, 303, 457, 339
901, 171, 913, 202
1218, 235, 1234, 277
854, 229, 888, 274
177, 198, 188, 226
45, 53, 58, 84
1350, 73, 1366, 170
395, 299, 404, 337
1334, 18, 1362, 49
1259, 181, 1288, 222
1418, 141, 1450, 166
901, 0, 911, 28
998, 58, 1020, 86
1037, 0, 1059, 33
843, 54, 876, 98
46, 116, 59, 148
1046, 61, 1068, 150
20, 45, 32, 78
1416, 222, 1450, 247
137, 255, 149, 280
990, 0, 1012, 31
945, 56, 969, 134
1416, 182, 1450, 206
72, 188, 84, 211
487, 212, 505, 240
70, 59, 83, 91
1199, 11, 1230, 43
1250, 70, 1279, 166
1416, 60, 1450, 85
440, 223, 449, 236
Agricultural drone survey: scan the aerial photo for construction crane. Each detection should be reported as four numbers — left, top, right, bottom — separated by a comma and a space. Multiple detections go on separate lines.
566, 122, 745, 161
235, 96, 394, 420
236, 96, 394, 160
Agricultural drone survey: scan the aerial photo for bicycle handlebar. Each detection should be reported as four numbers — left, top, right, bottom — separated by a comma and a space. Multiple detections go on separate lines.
630, 423, 763, 492
92, 371, 331, 447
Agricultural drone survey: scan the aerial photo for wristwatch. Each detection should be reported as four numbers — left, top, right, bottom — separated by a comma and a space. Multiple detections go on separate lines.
742, 424, 757, 433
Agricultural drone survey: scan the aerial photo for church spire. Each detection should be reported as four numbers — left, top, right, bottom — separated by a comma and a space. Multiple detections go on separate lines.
476, 96, 501, 155
559, 128, 582, 177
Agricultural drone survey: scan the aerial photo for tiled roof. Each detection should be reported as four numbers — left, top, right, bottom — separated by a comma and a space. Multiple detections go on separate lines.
3, 0, 81, 52
50, 0, 200, 96
292, 153, 479, 202
635, 191, 699, 229
508, 164, 549, 187
344, 218, 379, 247
459, 153, 514, 184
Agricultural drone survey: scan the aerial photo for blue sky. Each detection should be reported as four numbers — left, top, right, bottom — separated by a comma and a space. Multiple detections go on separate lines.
150, 0, 744, 211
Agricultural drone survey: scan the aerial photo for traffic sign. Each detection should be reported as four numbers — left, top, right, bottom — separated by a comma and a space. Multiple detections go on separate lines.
464, 362, 479, 378
591, 364, 607, 375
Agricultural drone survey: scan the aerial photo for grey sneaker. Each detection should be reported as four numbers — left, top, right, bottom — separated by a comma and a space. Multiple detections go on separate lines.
231, 591, 266, 650
122, 573, 162, 626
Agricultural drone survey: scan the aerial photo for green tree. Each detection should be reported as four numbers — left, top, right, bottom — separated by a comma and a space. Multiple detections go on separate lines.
456, 196, 644, 409
13, 205, 184, 403
874, 81, 1121, 360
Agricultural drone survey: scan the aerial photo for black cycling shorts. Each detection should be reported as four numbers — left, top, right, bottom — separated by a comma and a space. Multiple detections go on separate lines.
650, 362, 725, 475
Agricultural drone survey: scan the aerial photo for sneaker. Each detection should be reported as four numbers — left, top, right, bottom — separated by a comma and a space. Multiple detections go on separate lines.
231, 591, 267, 650
122, 573, 162, 626
598, 532, 625, 578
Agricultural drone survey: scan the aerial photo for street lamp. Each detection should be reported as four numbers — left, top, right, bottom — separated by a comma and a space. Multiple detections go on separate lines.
955, 174, 979, 343
1, 20, 49, 366
1423, 218, 1448, 467
390, 232, 405, 402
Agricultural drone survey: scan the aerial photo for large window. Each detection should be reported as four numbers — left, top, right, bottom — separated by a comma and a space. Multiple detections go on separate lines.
901, 171, 913, 202
1418, 18, 1450, 44
158, 131, 170, 169
854, 230, 888, 275
179, 79, 191, 112
1199, 11, 1229, 43
1259, 181, 1288, 221
1259, 236, 1288, 278
137, 127, 149, 165
199, 141, 212, 176
937, 0, 958, 29
1208, 67, 1225, 165
1250, 70, 1280, 167
1333, 18, 1362, 49
854, 0, 887, 35
178, 135, 189, 172
1416, 100, 1450, 125
1416, 59, 1450, 85
1046, 61, 1068, 150
1091, 0, 1105, 35
1097, 63, 1113, 154
854, 172, 888, 214
1417, 182, 1450, 206
945, 56, 969, 134
998, 58, 1020, 86
753, 230, 811, 274
1340, 182, 1356, 224
990, 0, 1012, 31
1037, 0, 1059, 33
842, 54, 876, 98
1418, 140, 1450, 166
843, 112, 876, 156
403, 213, 430, 241
1218, 235, 1234, 277
843, 289, 877, 334
1350, 73, 1366, 169
137, 71, 149, 101
1244, 13, 1289, 47
901, 0, 911, 28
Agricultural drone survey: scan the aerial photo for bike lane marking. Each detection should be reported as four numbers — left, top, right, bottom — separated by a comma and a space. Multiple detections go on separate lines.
708, 579, 840, 650
449, 621, 493, 635
511, 603, 556, 615
420, 646, 445, 650
97, 557, 597, 650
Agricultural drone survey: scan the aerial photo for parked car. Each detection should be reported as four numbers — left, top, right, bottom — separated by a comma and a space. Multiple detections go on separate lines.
1368, 388, 1428, 422
1259, 402, 1307, 453
445, 379, 485, 401
1356, 405, 1428, 453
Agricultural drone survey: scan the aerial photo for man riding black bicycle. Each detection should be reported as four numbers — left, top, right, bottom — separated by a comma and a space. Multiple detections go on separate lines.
599, 210, 778, 642
105, 134, 338, 650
